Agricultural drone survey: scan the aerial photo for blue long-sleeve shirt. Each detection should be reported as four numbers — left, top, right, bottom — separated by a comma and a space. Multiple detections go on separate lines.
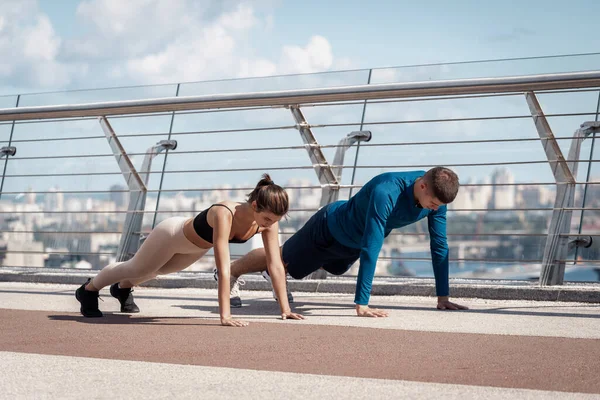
326, 171, 450, 305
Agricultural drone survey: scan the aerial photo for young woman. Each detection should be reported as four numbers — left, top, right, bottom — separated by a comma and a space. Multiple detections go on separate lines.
75, 174, 304, 327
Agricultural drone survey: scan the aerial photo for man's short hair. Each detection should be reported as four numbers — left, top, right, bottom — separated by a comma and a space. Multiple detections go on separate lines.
424, 167, 460, 204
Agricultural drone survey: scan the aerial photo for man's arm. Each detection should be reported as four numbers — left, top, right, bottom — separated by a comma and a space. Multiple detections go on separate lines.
428, 207, 468, 310
354, 185, 396, 317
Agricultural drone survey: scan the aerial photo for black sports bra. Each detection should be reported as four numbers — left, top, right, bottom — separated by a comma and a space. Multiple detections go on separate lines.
193, 204, 259, 244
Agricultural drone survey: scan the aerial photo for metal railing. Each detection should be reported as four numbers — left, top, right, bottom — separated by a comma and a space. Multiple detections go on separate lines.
0, 62, 599, 285
2, 71, 600, 121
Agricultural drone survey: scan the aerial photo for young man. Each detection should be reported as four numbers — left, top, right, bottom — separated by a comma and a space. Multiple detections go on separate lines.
229, 167, 468, 316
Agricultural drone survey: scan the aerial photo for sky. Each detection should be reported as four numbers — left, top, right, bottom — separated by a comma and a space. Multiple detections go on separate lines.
0, 0, 599, 194
1, 0, 599, 94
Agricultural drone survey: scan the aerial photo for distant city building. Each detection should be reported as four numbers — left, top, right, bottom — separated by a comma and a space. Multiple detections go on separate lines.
450, 178, 474, 211
109, 184, 129, 209
286, 178, 320, 210
25, 187, 37, 205
450, 176, 492, 212
520, 185, 554, 209
45, 187, 64, 212
471, 176, 492, 211
490, 168, 515, 209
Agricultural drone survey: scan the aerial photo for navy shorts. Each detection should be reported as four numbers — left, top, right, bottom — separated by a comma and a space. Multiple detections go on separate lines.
282, 204, 360, 279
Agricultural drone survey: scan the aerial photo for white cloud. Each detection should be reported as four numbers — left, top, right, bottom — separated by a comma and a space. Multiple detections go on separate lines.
264, 13, 274, 32
0, 0, 344, 93
217, 3, 256, 31
23, 16, 60, 61
79, 2, 338, 85
280, 36, 333, 74
76, 0, 195, 39
236, 35, 338, 79
238, 59, 277, 78
0, 0, 37, 19
124, 19, 241, 84
70, 0, 205, 58
0, 0, 86, 90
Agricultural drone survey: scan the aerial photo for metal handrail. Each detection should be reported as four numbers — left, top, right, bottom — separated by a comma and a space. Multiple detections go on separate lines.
1, 71, 600, 121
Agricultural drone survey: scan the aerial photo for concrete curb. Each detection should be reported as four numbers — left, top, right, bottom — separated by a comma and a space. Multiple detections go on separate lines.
1, 267, 599, 303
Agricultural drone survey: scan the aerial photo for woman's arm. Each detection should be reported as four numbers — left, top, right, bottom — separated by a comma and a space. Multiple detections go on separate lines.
212, 207, 248, 327
262, 222, 304, 320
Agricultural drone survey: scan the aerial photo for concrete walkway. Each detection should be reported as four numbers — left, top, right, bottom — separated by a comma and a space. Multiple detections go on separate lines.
1, 282, 599, 399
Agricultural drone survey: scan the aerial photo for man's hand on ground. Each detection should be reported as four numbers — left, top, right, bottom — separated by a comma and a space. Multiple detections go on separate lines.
355, 304, 389, 318
437, 296, 469, 310
281, 310, 305, 320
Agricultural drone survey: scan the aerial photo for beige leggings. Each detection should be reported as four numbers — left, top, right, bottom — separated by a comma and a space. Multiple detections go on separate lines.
92, 217, 209, 289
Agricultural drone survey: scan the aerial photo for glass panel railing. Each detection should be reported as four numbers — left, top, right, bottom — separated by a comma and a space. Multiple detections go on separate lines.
17, 84, 178, 107
178, 70, 370, 97
370, 53, 600, 84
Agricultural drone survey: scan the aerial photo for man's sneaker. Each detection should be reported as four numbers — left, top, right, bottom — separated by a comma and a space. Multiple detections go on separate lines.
110, 283, 140, 313
261, 270, 294, 304
213, 267, 244, 308
75, 278, 103, 318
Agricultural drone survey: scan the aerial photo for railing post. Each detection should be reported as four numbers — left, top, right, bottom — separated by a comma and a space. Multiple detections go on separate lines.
574, 90, 600, 264
331, 131, 372, 191
289, 106, 338, 207
525, 92, 598, 285
349, 69, 373, 198
152, 83, 181, 229
0, 95, 20, 201
99, 117, 176, 262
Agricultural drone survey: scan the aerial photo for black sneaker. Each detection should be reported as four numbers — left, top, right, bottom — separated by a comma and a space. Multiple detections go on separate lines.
75, 279, 103, 318
110, 283, 140, 313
